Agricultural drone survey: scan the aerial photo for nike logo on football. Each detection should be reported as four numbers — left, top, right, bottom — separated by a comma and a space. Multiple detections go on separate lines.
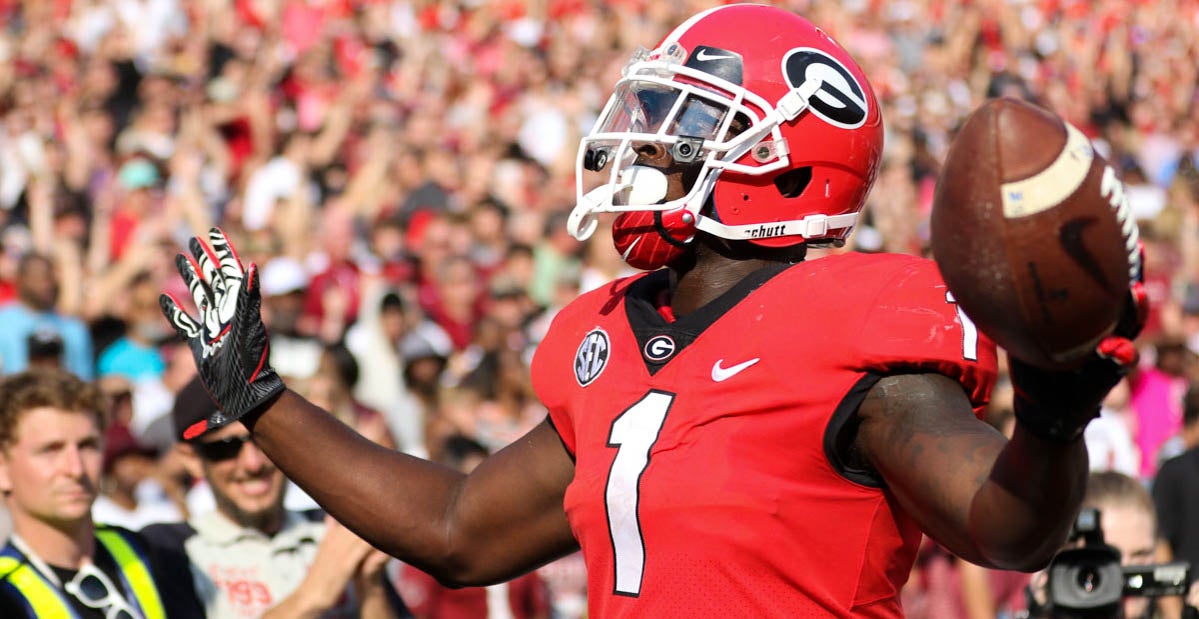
1059, 216, 1111, 290
711, 358, 760, 382
695, 49, 735, 62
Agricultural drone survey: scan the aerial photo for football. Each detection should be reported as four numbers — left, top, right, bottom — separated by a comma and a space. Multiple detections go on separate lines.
930, 97, 1140, 370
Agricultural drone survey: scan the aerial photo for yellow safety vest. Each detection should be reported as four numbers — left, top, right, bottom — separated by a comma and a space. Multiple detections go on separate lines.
0, 528, 166, 619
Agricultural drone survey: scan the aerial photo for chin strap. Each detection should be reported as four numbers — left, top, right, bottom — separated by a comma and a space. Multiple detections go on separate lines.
694, 212, 858, 242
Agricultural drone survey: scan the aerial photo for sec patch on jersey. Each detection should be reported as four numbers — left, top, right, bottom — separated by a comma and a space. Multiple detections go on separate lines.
930, 97, 1140, 370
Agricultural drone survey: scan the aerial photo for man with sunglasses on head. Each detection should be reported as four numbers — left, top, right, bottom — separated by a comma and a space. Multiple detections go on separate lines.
141, 377, 411, 618
0, 368, 171, 619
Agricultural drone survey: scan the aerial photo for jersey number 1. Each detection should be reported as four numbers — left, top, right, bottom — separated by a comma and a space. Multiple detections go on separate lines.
605, 390, 674, 596
945, 291, 979, 361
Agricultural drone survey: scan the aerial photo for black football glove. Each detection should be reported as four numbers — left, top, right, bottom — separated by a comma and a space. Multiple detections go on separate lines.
159, 228, 284, 440
1010, 278, 1148, 443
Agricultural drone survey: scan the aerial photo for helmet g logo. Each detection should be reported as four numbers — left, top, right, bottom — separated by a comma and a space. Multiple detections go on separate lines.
575, 328, 610, 386
782, 48, 868, 129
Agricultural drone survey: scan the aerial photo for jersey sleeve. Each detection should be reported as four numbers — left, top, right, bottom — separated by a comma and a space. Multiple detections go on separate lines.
852, 259, 998, 413
530, 275, 642, 458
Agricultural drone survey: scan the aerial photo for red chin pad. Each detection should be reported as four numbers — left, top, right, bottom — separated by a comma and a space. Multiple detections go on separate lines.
611, 208, 695, 270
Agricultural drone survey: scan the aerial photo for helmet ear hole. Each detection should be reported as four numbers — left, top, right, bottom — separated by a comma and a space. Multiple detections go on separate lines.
774, 166, 812, 198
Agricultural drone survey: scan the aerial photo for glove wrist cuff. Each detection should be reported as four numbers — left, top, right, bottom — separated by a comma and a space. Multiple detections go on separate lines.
195, 371, 286, 438
1012, 396, 1097, 443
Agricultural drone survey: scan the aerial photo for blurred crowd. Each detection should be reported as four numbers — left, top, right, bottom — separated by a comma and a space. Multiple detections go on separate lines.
2, 0, 1199, 617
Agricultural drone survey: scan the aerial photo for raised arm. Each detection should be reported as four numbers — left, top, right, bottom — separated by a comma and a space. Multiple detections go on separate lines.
856, 372, 1087, 571
859, 255, 1146, 571
160, 228, 578, 586
244, 396, 578, 585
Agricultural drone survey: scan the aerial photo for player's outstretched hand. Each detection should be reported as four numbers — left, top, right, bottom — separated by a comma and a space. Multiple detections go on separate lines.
1009, 281, 1148, 443
159, 227, 284, 439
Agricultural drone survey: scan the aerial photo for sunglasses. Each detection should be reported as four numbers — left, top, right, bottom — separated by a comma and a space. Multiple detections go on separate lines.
194, 434, 252, 462
64, 562, 140, 619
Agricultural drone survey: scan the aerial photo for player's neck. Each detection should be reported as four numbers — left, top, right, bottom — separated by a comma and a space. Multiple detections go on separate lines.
669, 247, 776, 317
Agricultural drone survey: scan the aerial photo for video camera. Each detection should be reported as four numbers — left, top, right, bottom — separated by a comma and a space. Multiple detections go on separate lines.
1039, 507, 1190, 619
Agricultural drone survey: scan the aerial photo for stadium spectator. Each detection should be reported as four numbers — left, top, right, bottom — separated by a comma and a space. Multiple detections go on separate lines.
419, 254, 487, 352
91, 421, 181, 531
0, 253, 94, 379
302, 341, 397, 450
96, 271, 171, 382
1026, 471, 1177, 619
258, 255, 323, 382
344, 281, 450, 456
397, 327, 454, 460
0, 368, 171, 618
1086, 378, 1142, 477
1129, 336, 1192, 479
1153, 383, 1199, 591
396, 435, 551, 619
141, 377, 411, 618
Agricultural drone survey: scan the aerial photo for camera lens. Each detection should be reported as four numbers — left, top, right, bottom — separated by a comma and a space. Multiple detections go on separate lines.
671, 138, 701, 162
1077, 568, 1101, 593
583, 148, 610, 172
1049, 547, 1124, 614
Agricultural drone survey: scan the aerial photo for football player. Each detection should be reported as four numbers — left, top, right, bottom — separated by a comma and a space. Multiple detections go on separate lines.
161, 5, 1144, 617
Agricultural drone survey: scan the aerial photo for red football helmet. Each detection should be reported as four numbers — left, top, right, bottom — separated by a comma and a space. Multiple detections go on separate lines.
567, 4, 884, 269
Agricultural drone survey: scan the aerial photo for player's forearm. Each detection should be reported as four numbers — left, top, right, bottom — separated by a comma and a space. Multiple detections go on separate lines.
242, 390, 578, 585
859, 374, 1087, 571
968, 426, 1088, 570
243, 390, 468, 568
873, 425, 1081, 571
968, 346, 1126, 569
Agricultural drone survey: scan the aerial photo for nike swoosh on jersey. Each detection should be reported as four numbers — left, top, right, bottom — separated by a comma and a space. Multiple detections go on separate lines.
711, 358, 760, 382
695, 49, 735, 62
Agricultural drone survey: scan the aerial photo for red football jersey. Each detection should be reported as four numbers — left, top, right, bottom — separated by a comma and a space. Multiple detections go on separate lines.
531, 252, 998, 618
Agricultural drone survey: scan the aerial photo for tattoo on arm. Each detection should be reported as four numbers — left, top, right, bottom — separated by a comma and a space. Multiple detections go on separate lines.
859, 373, 1003, 495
